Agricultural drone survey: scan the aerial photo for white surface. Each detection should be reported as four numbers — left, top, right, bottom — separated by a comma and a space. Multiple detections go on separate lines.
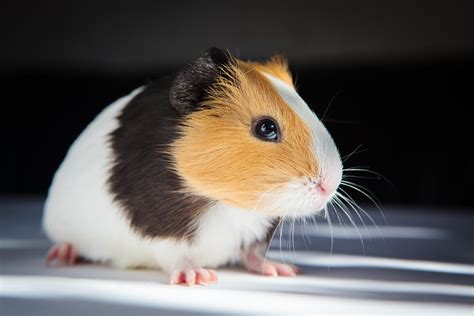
2, 275, 471, 316
1, 198, 473, 315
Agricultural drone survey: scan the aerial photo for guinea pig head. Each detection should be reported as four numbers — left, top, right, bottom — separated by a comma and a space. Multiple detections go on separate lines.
170, 48, 342, 218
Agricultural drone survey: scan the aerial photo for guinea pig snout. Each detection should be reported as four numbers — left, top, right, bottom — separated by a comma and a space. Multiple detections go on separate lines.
305, 175, 339, 197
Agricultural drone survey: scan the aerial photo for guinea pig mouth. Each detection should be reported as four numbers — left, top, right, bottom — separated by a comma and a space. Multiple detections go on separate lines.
261, 181, 337, 218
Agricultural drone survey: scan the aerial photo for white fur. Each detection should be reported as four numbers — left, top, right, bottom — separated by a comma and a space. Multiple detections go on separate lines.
263, 73, 343, 210
265, 181, 329, 218
43, 74, 342, 272
150, 203, 272, 272
263, 73, 342, 183
43, 88, 273, 272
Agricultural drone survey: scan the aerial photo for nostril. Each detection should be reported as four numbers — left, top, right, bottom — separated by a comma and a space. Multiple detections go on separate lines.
308, 177, 333, 195
317, 181, 327, 194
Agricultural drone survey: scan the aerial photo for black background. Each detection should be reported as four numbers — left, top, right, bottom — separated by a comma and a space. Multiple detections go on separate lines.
1, 0, 473, 209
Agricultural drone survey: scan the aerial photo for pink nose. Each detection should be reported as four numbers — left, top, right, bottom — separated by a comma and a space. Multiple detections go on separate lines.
317, 181, 328, 195
307, 176, 338, 196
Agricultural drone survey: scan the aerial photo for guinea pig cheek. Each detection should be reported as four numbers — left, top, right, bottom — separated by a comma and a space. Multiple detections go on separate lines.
169, 114, 291, 209
253, 141, 332, 217
252, 141, 339, 218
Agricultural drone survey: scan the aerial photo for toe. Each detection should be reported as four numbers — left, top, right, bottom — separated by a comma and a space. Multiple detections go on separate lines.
67, 245, 77, 265
208, 269, 218, 283
58, 244, 71, 264
185, 270, 197, 286
47, 243, 78, 266
62, 244, 77, 265
275, 263, 297, 277
261, 263, 278, 276
196, 268, 210, 285
46, 246, 59, 262
170, 268, 218, 286
170, 271, 184, 285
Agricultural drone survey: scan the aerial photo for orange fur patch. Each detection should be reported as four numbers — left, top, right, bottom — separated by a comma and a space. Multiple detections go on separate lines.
171, 58, 317, 210
243, 54, 294, 87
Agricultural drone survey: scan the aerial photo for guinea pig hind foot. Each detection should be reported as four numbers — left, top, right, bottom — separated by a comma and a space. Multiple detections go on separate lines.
169, 265, 218, 286
46, 242, 78, 266
242, 246, 300, 277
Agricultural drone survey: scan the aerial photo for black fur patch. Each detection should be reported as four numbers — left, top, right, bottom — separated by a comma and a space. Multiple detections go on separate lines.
169, 47, 232, 114
108, 76, 214, 240
108, 48, 274, 243
108, 49, 233, 240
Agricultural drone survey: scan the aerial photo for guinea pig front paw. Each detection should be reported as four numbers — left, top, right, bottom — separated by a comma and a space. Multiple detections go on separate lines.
169, 267, 218, 286
243, 249, 300, 277
46, 242, 78, 265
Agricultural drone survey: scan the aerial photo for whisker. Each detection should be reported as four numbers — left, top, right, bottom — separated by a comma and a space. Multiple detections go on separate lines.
278, 215, 287, 265
341, 180, 382, 210
340, 180, 387, 224
329, 201, 350, 246
288, 216, 294, 262
342, 168, 392, 185
263, 216, 284, 270
292, 217, 297, 261
310, 213, 319, 234
332, 200, 346, 228
341, 144, 366, 164
342, 174, 379, 180
332, 195, 366, 254
301, 216, 312, 247
337, 189, 383, 237
326, 203, 334, 256
321, 90, 341, 123
336, 190, 369, 236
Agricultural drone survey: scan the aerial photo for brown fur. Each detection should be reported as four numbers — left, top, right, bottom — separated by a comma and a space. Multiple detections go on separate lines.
171, 57, 318, 211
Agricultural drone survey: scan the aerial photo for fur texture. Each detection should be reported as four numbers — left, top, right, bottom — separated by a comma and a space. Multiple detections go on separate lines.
172, 61, 317, 210
108, 78, 212, 240
43, 48, 342, 275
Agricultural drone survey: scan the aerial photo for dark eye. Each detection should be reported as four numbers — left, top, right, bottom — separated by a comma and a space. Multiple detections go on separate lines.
253, 117, 280, 142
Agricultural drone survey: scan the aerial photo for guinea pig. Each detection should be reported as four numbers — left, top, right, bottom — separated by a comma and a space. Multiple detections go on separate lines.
42, 47, 343, 285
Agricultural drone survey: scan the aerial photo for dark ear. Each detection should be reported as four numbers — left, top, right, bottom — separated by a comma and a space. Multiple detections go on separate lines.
169, 47, 232, 114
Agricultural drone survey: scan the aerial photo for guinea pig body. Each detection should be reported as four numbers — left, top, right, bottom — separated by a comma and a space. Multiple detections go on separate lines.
43, 48, 342, 285
43, 87, 156, 269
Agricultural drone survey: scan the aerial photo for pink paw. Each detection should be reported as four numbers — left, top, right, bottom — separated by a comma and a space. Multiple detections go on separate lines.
46, 243, 78, 265
244, 251, 300, 277
169, 268, 218, 286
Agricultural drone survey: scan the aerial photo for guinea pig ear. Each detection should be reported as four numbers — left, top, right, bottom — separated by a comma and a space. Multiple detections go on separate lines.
169, 47, 233, 114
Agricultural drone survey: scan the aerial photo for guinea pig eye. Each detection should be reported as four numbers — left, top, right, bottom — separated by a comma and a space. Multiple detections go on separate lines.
253, 117, 280, 142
